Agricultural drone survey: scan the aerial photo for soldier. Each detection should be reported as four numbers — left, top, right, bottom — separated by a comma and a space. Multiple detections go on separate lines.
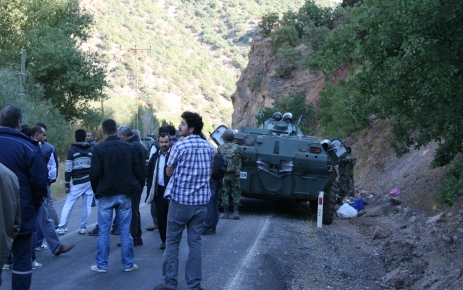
338, 147, 356, 202
219, 129, 247, 219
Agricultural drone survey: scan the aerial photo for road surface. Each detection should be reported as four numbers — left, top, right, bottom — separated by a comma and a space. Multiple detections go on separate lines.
1, 190, 314, 290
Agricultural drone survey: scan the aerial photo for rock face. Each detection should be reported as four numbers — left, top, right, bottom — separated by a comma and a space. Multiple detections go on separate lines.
231, 35, 325, 129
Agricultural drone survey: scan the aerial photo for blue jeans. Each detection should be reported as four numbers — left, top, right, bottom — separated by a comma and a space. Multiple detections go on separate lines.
162, 200, 206, 289
96, 194, 134, 270
204, 179, 222, 230
34, 194, 61, 254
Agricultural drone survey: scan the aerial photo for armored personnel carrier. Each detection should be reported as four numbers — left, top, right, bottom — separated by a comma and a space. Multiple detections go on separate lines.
210, 112, 347, 224
140, 135, 156, 155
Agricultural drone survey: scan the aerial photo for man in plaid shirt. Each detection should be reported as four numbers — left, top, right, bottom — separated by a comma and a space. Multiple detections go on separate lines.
155, 112, 214, 290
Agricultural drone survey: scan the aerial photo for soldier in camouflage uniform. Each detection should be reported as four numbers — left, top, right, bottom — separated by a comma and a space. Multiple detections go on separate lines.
338, 147, 356, 200
219, 129, 247, 219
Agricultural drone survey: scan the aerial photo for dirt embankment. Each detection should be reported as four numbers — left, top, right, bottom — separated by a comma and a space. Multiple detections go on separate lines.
289, 190, 463, 289
291, 118, 463, 289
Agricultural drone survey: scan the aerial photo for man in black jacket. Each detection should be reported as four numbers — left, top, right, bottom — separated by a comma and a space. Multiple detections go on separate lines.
117, 126, 146, 246
89, 119, 142, 273
146, 133, 171, 249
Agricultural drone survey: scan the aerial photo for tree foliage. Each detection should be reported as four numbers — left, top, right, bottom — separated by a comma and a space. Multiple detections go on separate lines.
318, 80, 360, 138
0, 0, 108, 121
258, 12, 280, 37
0, 71, 74, 157
310, 0, 463, 204
260, 0, 348, 78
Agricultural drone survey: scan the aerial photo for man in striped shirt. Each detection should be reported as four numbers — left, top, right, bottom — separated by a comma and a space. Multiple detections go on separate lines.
155, 112, 214, 290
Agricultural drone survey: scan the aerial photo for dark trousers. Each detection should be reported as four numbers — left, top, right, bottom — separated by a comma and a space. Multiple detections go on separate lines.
155, 185, 169, 243
11, 233, 33, 290
130, 191, 142, 242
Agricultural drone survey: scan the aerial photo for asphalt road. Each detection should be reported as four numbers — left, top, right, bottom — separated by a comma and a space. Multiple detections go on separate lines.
1, 189, 313, 290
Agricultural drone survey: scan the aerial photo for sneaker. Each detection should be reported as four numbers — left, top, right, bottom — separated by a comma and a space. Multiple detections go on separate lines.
35, 244, 48, 251
32, 260, 42, 269
2, 263, 11, 270
124, 264, 138, 272
56, 228, 66, 235
90, 265, 107, 273
79, 229, 86, 235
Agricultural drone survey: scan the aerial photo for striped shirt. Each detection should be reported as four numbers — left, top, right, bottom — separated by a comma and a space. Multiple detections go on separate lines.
164, 134, 214, 205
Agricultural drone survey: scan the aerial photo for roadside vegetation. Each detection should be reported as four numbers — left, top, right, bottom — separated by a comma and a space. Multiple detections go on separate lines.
257, 0, 463, 205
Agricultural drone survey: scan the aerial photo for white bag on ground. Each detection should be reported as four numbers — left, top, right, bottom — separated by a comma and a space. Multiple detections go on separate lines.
337, 203, 358, 218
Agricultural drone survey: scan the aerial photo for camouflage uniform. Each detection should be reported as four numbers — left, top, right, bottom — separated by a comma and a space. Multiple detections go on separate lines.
218, 141, 247, 207
338, 152, 356, 198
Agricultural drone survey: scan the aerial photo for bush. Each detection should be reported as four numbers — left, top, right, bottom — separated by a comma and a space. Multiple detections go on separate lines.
259, 12, 280, 37
275, 43, 301, 78
317, 80, 360, 138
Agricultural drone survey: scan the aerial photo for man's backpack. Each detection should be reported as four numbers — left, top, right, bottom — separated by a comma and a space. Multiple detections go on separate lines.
211, 152, 228, 180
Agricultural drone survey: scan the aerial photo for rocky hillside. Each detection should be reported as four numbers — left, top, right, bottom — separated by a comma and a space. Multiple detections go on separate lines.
231, 36, 325, 128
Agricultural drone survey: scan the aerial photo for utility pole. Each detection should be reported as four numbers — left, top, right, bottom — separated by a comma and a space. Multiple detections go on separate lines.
125, 44, 151, 130
18, 49, 26, 98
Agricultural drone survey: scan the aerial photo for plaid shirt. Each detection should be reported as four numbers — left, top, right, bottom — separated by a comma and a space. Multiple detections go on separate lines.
164, 134, 214, 205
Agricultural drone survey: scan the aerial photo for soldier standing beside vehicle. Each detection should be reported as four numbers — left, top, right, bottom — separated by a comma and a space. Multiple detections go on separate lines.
219, 129, 247, 219
338, 147, 356, 203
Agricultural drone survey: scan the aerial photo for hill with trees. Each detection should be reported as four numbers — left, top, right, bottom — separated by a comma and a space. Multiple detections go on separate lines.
0, 0, 311, 156
238, 0, 463, 206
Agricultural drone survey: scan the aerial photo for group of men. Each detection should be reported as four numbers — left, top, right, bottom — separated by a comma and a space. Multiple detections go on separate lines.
0, 104, 249, 290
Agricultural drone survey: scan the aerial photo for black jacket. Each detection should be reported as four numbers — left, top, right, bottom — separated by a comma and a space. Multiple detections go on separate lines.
145, 149, 171, 202
89, 135, 142, 198
127, 136, 147, 189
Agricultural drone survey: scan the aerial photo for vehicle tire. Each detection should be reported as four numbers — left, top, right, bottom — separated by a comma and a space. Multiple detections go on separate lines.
322, 180, 339, 225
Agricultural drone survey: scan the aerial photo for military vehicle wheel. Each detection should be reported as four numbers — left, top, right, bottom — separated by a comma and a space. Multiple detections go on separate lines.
322, 180, 338, 225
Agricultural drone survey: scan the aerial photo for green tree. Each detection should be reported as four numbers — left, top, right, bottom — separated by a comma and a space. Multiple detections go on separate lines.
313, 0, 463, 204
0, 70, 74, 158
275, 43, 302, 78
258, 12, 280, 37
0, 0, 107, 121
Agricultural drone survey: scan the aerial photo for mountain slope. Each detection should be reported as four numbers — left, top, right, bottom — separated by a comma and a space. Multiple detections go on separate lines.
80, 0, 306, 133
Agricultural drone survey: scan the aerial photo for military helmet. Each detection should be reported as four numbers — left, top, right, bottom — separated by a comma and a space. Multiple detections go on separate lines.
222, 129, 235, 141
272, 112, 283, 121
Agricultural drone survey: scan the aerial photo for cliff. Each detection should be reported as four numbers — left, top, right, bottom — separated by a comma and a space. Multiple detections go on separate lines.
231, 35, 325, 128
